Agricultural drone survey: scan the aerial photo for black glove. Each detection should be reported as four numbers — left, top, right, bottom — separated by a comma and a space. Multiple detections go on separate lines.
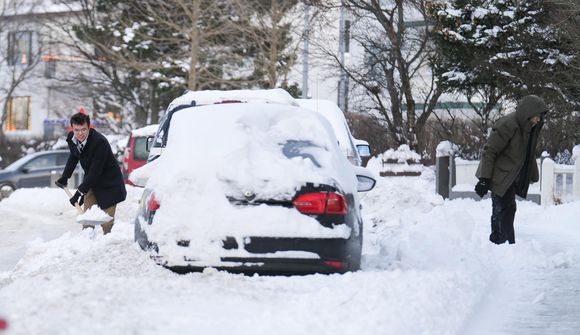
69, 190, 84, 207
475, 178, 491, 198
55, 176, 68, 189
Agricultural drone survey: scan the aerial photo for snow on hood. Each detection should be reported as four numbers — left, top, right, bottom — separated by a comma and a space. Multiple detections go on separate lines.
142, 103, 357, 263
167, 88, 298, 112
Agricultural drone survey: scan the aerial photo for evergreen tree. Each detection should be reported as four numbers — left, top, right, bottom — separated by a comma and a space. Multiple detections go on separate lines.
430, 0, 578, 148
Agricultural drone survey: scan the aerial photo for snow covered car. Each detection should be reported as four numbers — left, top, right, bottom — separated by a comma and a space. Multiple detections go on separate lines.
121, 124, 158, 184
295, 99, 365, 166
134, 101, 376, 274
354, 138, 372, 166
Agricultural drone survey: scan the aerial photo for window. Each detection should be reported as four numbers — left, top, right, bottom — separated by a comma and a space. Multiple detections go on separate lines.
23, 154, 57, 170
344, 20, 351, 53
56, 152, 70, 166
8, 31, 35, 66
6, 97, 31, 131
133, 137, 150, 161
45, 60, 56, 78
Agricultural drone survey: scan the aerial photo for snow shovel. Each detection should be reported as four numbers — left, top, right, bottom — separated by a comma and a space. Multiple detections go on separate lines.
60, 186, 111, 226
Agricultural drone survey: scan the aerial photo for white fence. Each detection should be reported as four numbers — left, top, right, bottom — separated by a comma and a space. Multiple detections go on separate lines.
436, 150, 580, 206
541, 158, 580, 206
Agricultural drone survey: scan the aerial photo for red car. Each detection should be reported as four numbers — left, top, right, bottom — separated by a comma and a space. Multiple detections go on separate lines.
122, 124, 158, 184
0, 316, 7, 332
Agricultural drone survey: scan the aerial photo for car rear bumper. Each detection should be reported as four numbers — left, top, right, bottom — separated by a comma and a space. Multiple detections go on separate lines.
167, 257, 350, 275
138, 233, 359, 274
135, 217, 362, 274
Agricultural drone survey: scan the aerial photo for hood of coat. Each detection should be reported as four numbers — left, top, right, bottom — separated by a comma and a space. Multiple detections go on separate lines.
515, 95, 548, 129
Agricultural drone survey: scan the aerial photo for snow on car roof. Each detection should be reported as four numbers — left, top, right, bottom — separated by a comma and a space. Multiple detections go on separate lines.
167, 88, 299, 112
131, 124, 159, 137
143, 103, 357, 261
296, 99, 358, 158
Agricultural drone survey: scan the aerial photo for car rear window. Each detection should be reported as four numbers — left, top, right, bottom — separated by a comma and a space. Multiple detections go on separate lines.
282, 140, 327, 168
133, 137, 150, 161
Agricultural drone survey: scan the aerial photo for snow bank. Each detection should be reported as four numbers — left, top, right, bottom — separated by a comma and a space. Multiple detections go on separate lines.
436, 140, 458, 157
364, 145, 425, 176
1, 166, 580, 335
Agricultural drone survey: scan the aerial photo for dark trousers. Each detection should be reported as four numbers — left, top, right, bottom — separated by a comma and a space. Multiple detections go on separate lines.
490, 184, 517, 244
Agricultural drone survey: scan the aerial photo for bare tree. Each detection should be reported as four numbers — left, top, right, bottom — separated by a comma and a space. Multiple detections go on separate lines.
55, 0, 249, 128
233, 0, 304, 89
314, 0, 444, 151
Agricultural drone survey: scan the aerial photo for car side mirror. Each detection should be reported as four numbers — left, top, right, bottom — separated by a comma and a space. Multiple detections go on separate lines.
146, 136, 154, 152
129, 159, 157, 188
353, 165, 376, 192
356, 144, 371, 158
356, 175, 376, 192
21, 167, 30, 174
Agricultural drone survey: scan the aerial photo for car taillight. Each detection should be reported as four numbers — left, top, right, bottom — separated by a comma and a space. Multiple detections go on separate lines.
148, 193, 160, 212
326, 192, 348, 214
0, 318, 7, 330
324, 260, 347, 268
293, 192, 348, 215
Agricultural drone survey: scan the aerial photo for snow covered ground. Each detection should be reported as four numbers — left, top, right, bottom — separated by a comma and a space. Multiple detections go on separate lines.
0, 170, 579, 335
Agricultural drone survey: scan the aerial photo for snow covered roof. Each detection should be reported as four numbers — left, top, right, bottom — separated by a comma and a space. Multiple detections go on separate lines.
295, 99, 359, 162
166, 88, 299, 113
2, 0, 83, 16
131, 124, 159, 137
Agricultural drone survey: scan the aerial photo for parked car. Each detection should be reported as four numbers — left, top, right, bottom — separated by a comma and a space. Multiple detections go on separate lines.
296, 99, 366, 166
354, 138, 372, 166
135, 100, 376, 274
0, 315, 7, 333
0, 150, 80, 200
122, 124, 158, 184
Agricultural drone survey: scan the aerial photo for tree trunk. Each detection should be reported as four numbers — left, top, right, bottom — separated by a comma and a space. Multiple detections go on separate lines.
268, 0, 280, 88
188, 0, 200, 91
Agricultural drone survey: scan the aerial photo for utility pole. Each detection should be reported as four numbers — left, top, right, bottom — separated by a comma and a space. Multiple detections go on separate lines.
302, 4, 310, 99
337, 1, 347, 112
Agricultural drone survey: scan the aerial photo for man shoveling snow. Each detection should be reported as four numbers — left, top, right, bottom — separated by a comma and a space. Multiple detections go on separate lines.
55, 112, 127, 234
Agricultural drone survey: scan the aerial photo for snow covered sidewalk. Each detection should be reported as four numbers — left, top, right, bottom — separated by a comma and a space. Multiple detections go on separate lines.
0, 174, 579, 335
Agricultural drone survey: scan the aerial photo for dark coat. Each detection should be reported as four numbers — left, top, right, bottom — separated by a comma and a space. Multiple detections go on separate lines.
476, 95, 548, 198
62, 128, 127, 209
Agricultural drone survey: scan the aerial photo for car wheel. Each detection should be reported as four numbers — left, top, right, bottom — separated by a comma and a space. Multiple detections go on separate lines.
0, 183, 15, 201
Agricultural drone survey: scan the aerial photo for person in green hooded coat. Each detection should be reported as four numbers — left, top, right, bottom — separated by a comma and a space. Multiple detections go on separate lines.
475, 95, 548, 245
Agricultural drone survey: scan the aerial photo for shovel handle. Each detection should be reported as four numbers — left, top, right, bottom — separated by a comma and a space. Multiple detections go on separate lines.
62, 187, 84, 214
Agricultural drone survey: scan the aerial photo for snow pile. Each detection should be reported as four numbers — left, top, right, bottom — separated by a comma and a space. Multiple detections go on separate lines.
381, 144, 422, 163
76, 206, 112, 225
167, 88, 298, 111
1, 170, 580, 334
365, 144, 424, 175
142, 103, 357, 265
436, 140, 458, 157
